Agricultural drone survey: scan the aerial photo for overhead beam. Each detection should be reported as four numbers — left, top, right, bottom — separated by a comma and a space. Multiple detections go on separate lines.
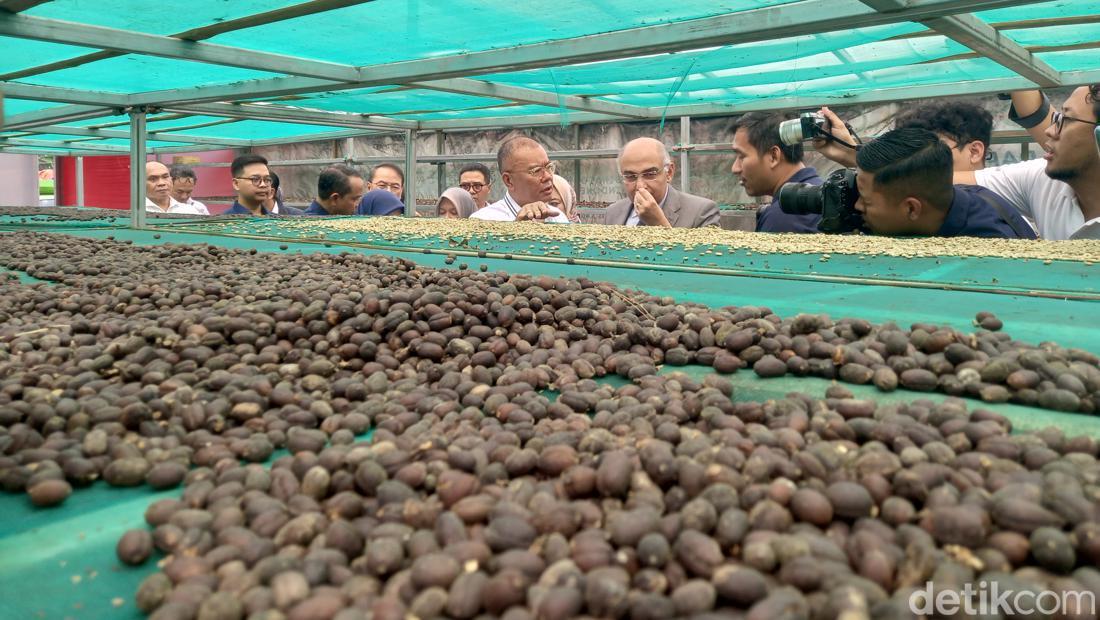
3, 104, 115, 131
14, 123, 252, 147
1, 82, 129, 106
161, 102, 418, 131
860, 0, 1061, 88
650, 75, 1058, 118
0, 0, 51, 12
0, 12, 363, 82
248, 129, 394, 147
0, 137, 129, 152
0, 0, 370, 81
409, 78, 654, 119
418, 111, 622, 130
117, 0, 1043, 110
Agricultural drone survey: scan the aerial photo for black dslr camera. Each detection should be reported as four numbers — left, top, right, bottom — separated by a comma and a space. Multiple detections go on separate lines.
777, 168, 865, 233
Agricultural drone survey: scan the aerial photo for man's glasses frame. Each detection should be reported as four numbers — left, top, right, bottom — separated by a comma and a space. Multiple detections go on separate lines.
234, 175, 273, 187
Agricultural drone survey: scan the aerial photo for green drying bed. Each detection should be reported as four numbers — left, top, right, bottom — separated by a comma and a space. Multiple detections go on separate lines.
2, 367, 1098, 620
1, 216, 1099, 618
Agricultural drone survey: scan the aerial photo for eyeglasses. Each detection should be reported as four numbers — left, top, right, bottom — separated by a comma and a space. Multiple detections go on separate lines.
620, 166, 667, 183
459, 182, 487, 191
510, 162, 557, 178
235, 175, 273, 187
1052, 110, 1100, 136
373, 181, 403, 192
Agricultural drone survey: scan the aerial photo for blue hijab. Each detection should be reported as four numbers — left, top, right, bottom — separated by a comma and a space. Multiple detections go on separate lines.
357, 189, 405, 216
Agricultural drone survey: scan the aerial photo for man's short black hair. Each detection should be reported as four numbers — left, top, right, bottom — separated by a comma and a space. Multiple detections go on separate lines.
169, 164, 196, 181
231, 154, 268, 178
370, 163, 404, 183
459, 162, 492, 184
893, 101, 993, 151
1088, 84, 1100, 121
731, 112, 804, 164
857, 127, 954, 210
318, 165, 361, 198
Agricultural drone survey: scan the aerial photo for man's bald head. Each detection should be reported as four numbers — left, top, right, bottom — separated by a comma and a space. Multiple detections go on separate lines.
618, 137, 675, 204
619, 137, 672, 168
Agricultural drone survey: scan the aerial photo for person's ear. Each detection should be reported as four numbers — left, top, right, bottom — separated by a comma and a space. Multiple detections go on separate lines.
903, 197, 923, 220
766, 146, 783, 168
967, 141, 986, 166
665, 162, 676, 180
501, 171, 513, 191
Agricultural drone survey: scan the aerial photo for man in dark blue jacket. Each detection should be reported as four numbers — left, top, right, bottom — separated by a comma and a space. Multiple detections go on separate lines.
304, 165, 365, 216
225, 154, 304, 216
855, 128, 1036, 239
732, 111, 823, 233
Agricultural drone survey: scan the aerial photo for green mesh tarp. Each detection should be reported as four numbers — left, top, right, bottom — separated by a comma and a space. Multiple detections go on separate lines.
1, 0, 1098, 152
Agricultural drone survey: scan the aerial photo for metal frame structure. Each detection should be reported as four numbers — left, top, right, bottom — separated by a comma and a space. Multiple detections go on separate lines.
0, 0, 1096, 224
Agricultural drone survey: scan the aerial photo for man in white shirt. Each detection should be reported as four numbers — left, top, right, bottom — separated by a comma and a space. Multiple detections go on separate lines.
959, 85, 1100, 240
145, 162, 205, 215
169, 164, 210, 215
470, 137, 571, 223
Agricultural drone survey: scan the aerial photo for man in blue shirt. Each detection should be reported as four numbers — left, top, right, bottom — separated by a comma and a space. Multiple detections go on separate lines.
304, 165, 366, 216
855, 128, 1036, 239
732, 112, 823, 233
225, 154, 303, 216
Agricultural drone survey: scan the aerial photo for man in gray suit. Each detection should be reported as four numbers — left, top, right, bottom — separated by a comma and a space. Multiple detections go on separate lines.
603, 137, 720, 228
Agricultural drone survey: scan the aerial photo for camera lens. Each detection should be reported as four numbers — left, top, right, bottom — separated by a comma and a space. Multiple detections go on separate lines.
777, 183, 824, 215
777, 119, 805, 147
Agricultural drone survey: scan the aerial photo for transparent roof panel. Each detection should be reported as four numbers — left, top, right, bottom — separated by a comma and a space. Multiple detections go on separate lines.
165, 120, 361, 141
285, 89, 512, 115
976, 0, 1100, 22
0, 36, 101, 76
208, 0, 798, 65
4, 99, 67, 116
25, 0, 312, 35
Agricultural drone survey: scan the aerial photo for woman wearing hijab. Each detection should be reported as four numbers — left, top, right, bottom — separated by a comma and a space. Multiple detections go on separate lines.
357, 188, 405, 216
550, 174, 581, 223
436, 187, 479, 219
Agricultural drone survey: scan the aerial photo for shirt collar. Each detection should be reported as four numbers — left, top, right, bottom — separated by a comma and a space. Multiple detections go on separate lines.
230, 200, 270, 215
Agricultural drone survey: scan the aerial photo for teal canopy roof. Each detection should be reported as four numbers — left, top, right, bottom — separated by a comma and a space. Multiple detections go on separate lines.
1, 0, 1097, 153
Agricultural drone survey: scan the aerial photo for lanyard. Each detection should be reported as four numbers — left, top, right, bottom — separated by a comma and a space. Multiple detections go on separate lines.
503, 194, 520, 218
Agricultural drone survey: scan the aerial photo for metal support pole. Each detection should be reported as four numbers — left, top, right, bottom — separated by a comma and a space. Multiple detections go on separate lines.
75, 156, 85, 207
129, 108, 147, 229
435, 131, 445, 196
1021, 142, 1029, 162
573, 124, 581, 197
404, 129, 416, 217
679, 117, 691, 195
343, 137, 355, 163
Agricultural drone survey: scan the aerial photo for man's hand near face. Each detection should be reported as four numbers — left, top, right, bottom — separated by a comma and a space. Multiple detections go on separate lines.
634, 187, 671, 227
516, 201, 562, 222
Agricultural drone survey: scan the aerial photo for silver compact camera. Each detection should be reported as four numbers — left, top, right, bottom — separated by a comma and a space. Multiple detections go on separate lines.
778, 112, 830, 146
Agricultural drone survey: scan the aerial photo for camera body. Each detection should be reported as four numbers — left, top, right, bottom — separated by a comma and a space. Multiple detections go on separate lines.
778, 112, 831, 146
777, 168, 864, 233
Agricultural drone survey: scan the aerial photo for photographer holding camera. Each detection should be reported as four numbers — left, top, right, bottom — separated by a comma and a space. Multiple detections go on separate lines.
731, 112, 824, 233
781, 127, 1035, 238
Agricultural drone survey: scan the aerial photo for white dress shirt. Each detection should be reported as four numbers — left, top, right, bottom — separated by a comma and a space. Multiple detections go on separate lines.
469, 193, 572, 224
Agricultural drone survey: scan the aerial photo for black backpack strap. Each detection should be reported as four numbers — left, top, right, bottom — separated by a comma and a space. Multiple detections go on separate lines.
965, 185, 1037, 239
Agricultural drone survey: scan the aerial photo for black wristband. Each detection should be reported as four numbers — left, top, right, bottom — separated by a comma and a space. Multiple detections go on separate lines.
1008, 94, 1051, 130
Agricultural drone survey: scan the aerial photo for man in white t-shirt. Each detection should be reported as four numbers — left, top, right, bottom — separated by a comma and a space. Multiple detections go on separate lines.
169, 164, 210, 215
470, 137, 571, 224
145, 162, 206, 215
956, 85, 1100, 240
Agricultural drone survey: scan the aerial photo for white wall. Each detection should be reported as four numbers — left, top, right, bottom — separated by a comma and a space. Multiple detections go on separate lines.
0, 154, 40, 206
